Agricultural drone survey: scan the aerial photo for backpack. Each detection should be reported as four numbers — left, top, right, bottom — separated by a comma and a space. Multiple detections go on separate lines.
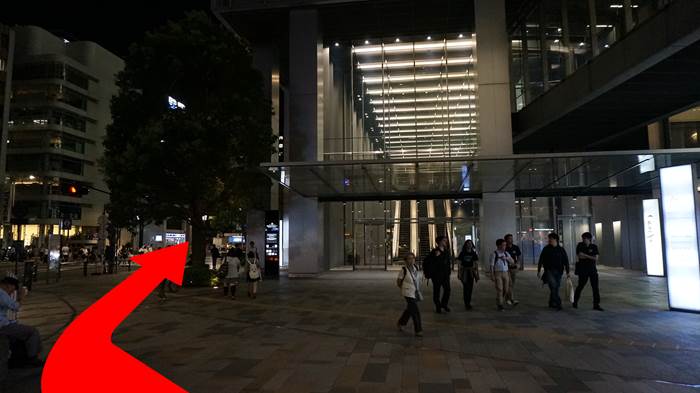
248, 261, 260, 280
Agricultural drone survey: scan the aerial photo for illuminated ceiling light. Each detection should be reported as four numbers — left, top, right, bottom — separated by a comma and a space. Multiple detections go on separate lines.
362, 72, 473, 84
385, 132, 478, 139
28, 175, 36, 180
427, 36, 432, 40
578, 42, 585, 46
379, 120, 477, 128
365, 40, 370, 44
376, 113, 477, 121
458, 33, 464, 38
554, 39, 560, 43
372, 105, 476, 113
395, 38, 400, 42
334, 42, 340, 47
353, 39, 474, 55
370, 95, 477, 105
358, 57, 474, 70
609, 4, 623, 7
366, 83, 476, 95
604, 44, 610, 48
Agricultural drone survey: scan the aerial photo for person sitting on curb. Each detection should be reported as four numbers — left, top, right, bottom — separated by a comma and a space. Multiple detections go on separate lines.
0, 276, 43, 367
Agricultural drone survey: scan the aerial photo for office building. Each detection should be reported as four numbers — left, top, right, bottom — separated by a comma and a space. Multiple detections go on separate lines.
210, 0, 700, 292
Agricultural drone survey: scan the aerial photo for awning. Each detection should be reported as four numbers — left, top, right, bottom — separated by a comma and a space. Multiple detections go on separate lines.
261, 149, 700, 201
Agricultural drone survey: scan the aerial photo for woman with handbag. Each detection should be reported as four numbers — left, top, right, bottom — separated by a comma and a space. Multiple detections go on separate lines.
457, 239, 479, 310
246, 251, 262, 299
396, 253, 423, 337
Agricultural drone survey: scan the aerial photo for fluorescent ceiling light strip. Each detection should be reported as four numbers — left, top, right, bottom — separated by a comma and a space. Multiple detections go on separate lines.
385, 133, 478, 139
383, 126, 473, 133
358, 57, 474, 70
376, 113, 476, 121
362, 72, 472, 84
370, 95, 476, 104
373, 106, 476, 113
380, 120, 477, 128
367, 84, 476, 95
352, 39, 475, 54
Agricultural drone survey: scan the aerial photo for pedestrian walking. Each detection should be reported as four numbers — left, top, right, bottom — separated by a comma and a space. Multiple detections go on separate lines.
246, 251, 262, 298
457, 239, 479, 310
489, 239, 513, 311
222, 248, 241, 299
396, 253, 423, 337
210, 244, 220, 270
423, 236, 452, 313
537, 233, 570, 310
573, 232, 603, 311
504, 234, 521, 306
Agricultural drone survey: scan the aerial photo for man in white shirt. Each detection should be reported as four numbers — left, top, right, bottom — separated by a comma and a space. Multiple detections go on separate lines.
0, 277, 42, 366
490, 239, 514, 311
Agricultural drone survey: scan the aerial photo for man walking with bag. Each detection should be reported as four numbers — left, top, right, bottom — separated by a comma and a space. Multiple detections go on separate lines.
573, 232, 603, 311
423, 236, 452, 314
490, 239, 513, 311
504, 234, 521, 306
537, 233, 570, 310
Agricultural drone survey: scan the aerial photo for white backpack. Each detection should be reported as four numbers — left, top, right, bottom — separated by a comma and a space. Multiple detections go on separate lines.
248, 261, 260, 280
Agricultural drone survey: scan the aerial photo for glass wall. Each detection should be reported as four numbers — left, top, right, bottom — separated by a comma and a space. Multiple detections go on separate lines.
328, 196, 591, 270
510, 0, 673, 109
330, 199, 479, 271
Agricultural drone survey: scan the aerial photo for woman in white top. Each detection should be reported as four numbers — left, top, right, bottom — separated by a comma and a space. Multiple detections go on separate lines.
396, 253, 423, 337
245, 251, 262, 299
223, 249, 241, 299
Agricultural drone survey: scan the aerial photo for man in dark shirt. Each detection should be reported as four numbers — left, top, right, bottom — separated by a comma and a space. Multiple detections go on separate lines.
504, 234, 521, 306
573, 232, 603, 311
537, 233, 570, 310
424, 236, 452, 313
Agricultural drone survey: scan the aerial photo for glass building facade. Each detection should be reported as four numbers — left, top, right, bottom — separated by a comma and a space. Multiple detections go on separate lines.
510, 0, 673, 110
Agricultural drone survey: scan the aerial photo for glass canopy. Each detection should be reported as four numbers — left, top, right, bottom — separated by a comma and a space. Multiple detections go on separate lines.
262, 149, 700, 201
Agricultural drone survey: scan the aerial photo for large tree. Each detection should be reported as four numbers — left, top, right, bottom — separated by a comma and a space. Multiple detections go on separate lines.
103, 11, 274, 267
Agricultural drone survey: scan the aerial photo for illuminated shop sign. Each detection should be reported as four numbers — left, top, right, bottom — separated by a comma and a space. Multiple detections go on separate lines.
642, 199, 664, 277
660, 165, 700, 312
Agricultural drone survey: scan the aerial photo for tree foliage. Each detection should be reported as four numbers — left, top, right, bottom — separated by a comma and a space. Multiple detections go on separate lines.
103, 11, 274, 264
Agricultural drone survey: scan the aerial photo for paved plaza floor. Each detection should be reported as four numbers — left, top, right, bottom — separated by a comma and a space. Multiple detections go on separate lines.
4, 265, 700, 393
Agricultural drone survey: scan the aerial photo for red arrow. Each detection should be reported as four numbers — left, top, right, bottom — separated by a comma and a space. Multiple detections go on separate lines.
41, 242, 190, 393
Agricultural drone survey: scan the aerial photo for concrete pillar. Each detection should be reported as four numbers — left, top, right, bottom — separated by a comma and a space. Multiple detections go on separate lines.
475, 0, 517, 259
286, 9, 324, 276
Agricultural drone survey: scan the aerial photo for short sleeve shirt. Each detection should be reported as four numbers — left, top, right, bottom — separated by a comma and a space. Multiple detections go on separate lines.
459, 250, 479, 268
576, 242, 599, 272
505, 244, 521, 268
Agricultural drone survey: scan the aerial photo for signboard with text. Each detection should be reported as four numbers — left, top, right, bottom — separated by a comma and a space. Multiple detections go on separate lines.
264, 210, 280, 278
643, 199, 664, 277
660, 165, 700, 312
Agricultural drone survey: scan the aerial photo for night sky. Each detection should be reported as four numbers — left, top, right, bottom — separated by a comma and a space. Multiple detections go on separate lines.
3, 0, 212, 57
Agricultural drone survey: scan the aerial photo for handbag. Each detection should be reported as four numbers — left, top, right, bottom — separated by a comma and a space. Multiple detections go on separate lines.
565, 276, 575, 303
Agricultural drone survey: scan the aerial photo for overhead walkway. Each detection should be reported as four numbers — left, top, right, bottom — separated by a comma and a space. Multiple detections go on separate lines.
513, 0, 700, 152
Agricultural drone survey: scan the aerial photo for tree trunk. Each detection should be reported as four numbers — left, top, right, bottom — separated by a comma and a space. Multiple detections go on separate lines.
190, 223, 207, 266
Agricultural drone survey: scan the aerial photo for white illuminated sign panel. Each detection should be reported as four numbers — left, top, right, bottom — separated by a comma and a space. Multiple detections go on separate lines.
660, 165, 700, 312
642, 199, 664, 277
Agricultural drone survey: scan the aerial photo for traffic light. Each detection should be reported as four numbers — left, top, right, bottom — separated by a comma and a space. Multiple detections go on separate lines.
60, 183, 90, 197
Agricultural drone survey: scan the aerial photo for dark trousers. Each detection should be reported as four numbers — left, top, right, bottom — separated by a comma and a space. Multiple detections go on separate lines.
461, 270, 475, 307
212, 256, 218, 270
574, 271, 601, 306
432, 278, 451, 310
545, 271, 563, 308
0, 323, 42, 359
398, 297, 422, 333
